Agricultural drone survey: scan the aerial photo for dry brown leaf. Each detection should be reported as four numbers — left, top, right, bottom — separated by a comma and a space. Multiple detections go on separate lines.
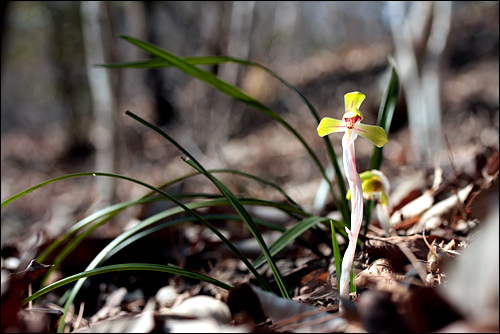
74, 298, 155, 333
159, 295, 232, 324
408, 183, 473, 234
365, 234, 431, 272
227, 283, 351, 333
9, 260, 53, 285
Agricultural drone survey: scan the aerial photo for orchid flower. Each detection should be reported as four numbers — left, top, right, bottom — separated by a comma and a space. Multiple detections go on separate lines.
317, 91, 388, 314
317, 92, 388, 148
347, 170, 392, 237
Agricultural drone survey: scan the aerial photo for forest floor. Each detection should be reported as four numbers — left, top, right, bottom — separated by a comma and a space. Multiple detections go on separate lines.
2, 78, 498, 333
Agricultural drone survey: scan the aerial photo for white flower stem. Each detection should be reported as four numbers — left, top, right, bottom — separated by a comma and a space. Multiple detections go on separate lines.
339, 130, 363, 314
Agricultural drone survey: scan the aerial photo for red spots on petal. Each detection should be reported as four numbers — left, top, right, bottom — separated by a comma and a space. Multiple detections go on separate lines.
344, 115, 362, 129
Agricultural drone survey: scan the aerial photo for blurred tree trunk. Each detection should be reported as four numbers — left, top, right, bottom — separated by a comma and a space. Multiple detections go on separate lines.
389, 1, 451, 164
46, 2, 93, 166
208, 1, 256, 159
81, 1, 116, 204
0, 1, 8, 57
143, 1, 176, 127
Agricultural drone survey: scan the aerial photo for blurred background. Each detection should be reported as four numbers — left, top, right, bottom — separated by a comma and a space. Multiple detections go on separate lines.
1, 1, 498, 246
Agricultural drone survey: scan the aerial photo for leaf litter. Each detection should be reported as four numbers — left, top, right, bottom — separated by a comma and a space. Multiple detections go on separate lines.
2, 139, 498, 332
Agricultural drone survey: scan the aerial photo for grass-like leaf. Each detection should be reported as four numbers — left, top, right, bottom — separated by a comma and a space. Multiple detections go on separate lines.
369, 56, 399, 171
1, 172, 181, 210
36, 197, 159, 264
35, 165, 303, 282
102, 55, 349, 221
252, 216, 343, 269
126, 110, 290, 299
23, 263, 232, 306
106, 213, 285, 260
154, 168, 303, 210
364, 57, 399, 231
114, 35, 349, 225
34, 166, 303, 277
330, 220, 342, 288
47, 179, 272, 332
1, 37, 401, 333
56, 200, 269, 332
41, 192, 312, 280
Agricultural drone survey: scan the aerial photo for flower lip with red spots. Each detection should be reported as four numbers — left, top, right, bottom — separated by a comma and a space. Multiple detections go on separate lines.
343, 112, 363, 129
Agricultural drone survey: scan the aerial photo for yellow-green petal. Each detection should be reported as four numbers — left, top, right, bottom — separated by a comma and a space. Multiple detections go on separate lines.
362, 177, 383, 195
359, 170, 378, 182
353, 123, 388, 147
344, 91, 366, 111
380, 191, 388, 207
317, 117, 345, 137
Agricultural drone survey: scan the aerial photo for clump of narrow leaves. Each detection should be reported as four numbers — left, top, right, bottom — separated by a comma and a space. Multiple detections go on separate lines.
1, 35, 398, 332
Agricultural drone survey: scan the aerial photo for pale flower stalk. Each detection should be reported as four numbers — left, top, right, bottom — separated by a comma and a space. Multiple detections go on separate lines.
339, 129, 364, 303
317, 91, 388, 314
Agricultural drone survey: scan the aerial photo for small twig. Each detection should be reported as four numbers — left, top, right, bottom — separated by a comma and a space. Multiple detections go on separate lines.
444, 133, 459, 178
397, 242, 428, 284
422, 229, 439, 259
74, 302, 85, 331
28, 283, 33, 309
452, 188, 469, 221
